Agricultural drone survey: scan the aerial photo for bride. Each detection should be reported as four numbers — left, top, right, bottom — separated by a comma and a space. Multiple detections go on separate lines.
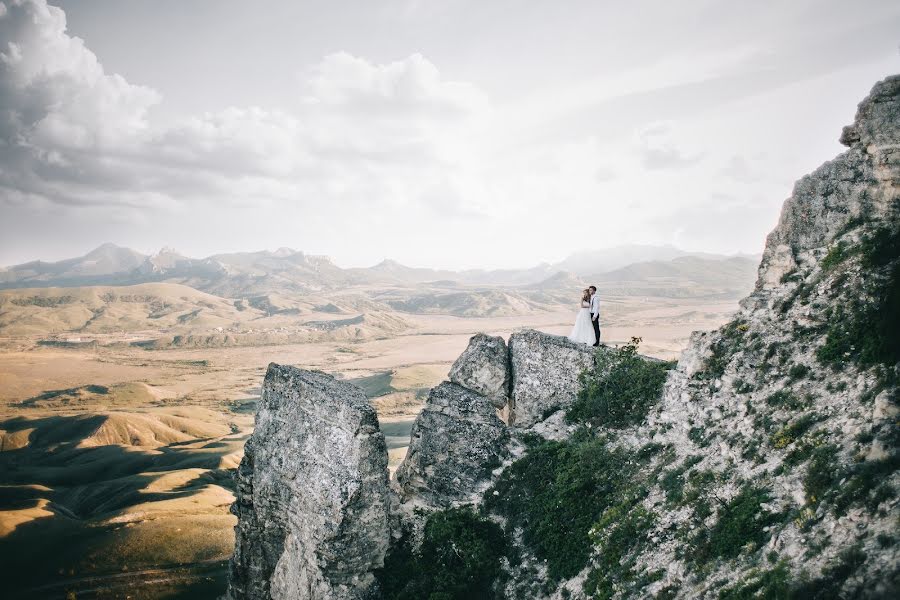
568, 288, 596, 345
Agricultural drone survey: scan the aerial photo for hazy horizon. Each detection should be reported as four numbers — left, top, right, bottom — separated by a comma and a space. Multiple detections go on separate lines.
1, 0, 898, 269
0, 239, 764, 272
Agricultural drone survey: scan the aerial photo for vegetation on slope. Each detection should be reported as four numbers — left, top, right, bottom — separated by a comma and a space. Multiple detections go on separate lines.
484, 433, 641, 581
378, 507, 506, 600
568, 337, 673, 428
816, 223, 900, 369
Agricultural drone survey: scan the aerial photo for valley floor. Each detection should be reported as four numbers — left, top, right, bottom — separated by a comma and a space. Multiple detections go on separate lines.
0, 296, 736, 599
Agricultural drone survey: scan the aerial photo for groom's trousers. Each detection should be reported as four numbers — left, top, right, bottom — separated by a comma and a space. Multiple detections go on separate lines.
591, 317, 601, 346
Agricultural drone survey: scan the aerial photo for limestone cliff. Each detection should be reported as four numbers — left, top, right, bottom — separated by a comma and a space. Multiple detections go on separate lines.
228, 75, 899, 600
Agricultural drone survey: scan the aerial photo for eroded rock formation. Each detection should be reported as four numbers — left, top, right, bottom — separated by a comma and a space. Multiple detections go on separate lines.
508, 329, 597, 427
395, 382, 508, 508
448, 333, 510, 409
228, 365, 390, 600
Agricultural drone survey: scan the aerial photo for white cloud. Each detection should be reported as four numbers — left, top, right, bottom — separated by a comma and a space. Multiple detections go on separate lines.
0, 0, 491, 224
1, 0, 895, 268
307, 52, 487, 117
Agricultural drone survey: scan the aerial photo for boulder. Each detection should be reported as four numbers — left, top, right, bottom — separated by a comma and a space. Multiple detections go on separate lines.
228, 364, 390, 600
395, 382, 508, 508
448, 333, 510, 408
508, 330, 596, 428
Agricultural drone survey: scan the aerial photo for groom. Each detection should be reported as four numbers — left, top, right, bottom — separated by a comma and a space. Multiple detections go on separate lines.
589, 285, 601, 346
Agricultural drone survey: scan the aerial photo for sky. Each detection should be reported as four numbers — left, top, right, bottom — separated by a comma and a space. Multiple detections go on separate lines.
0, 0, 898, 269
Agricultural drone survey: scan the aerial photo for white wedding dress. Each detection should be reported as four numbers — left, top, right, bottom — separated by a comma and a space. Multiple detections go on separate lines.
568, 301, 595, 345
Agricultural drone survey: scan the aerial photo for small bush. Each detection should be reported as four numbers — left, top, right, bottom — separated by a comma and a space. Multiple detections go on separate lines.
719, 561, 792, 599
766, 390, 807, 410
378, 507, 506, 600
817, 225, 900, 368
568, 337, 670, 429
783, 431, 827, 466
833, 455, 899, 514
793, 545, 867, 598
484, 437, 637, 580
584, 498, 656, 599
771, 414, 818, 449
787, 363, 810, 382
820, 241, 851, 271
803, 444, 840, 505
701, 321, 748, 379
692, 485, 778, 565
733, 379, 754, 394
689, 427, 710, 448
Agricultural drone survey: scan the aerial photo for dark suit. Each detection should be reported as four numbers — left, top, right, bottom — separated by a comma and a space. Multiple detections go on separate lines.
589, 293, 600, 346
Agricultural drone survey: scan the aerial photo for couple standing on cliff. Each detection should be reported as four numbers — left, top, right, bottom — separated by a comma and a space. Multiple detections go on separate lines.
568, 286, 601, 346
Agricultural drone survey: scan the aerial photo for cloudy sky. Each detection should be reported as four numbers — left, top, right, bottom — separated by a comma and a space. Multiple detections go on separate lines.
0, 0, 898, 269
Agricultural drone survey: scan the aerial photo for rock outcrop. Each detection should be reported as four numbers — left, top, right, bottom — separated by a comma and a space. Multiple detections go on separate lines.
448, 333, 510, 408
614, 74, 900, 598
395, 382, 508, 508
508, 329, 598, 427
228, 365, 390, 600
229, 76, 899, 600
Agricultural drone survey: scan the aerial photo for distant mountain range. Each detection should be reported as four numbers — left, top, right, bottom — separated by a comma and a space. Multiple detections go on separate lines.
0, 243, 759, 297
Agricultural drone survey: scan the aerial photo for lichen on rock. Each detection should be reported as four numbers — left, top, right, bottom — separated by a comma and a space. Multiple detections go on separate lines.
508, 329, 599, 427
394, 381, 509, 509
448, 333, 510, 409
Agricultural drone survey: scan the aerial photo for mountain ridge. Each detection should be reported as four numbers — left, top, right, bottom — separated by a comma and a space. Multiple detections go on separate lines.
0, 243, 759, 294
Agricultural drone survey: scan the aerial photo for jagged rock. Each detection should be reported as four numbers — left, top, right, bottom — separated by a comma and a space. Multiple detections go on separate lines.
228, 364, 390, 600
841, 75, 900, 152
759, 76, 900, 293
395, 382, 508, 508
448, 333, 510, 408
507, 329, 597, 428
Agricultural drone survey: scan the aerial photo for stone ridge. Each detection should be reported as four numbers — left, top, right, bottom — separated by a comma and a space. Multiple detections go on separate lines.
228, 364, 390, 600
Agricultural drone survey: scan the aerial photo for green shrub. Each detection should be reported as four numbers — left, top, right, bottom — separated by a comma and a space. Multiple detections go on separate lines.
817, 225, 900, 368
733, 379, 754, 394
691, 485, 778, 565
820, 241, 851, 271
378, 507, 506, 600
803, 444, 840, 505
771, 414, 818, 449
583, 497, 657, 599
796, 443, 898, 514
688, 427, 710, 448
483, 437, 636, 581
792, 545, 867, 598
701, 321, 748, 378
783, 431, 827, 466
833, 455, 899, 514
719, 561, 792, 599
787, 363, 810, 381
766, 390, 807, 410
568, 337, 670, 428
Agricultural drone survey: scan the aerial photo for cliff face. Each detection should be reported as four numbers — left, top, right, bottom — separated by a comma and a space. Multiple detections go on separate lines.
587, 74, 899, 598
228, 75, 899, 600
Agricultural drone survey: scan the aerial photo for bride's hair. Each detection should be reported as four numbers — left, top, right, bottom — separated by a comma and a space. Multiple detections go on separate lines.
582, 288, 591, 302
